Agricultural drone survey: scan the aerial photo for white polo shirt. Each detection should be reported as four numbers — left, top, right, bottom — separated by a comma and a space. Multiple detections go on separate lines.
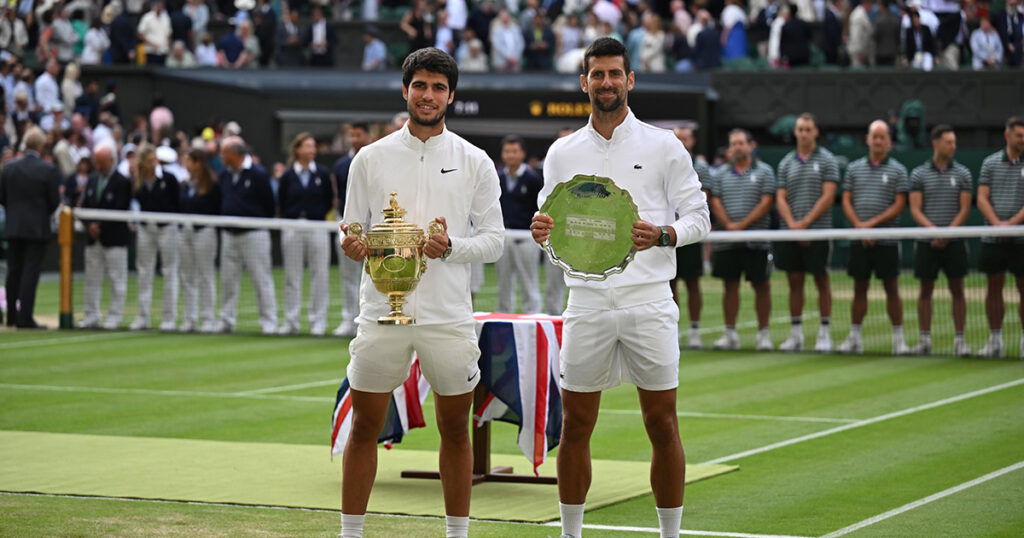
540, 108, 710, 293
343, 123, 505, 325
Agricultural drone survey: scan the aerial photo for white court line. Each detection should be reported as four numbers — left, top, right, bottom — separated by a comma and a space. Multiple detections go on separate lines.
0, 383, 332, 403
0, 332, 147, 350
820, 461, 1024, 537
234, 378, 342, 395
702, 377, 1024, 465
602, 409, 858, 424
0, 491, 810, 538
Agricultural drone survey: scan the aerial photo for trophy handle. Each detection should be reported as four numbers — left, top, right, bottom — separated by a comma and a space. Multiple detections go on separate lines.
427, 221, 444, 237
347, 222, 363, 238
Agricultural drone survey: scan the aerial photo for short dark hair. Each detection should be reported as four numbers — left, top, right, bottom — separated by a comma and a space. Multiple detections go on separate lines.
501, 134, 526, 152
1006, 116, 1024, 131
402, 47, 459, 92
930, 124, 955, 140
582, 37, 631, 75
728, 128, 753, 143
796, 112, 817, 126
350, 122, 370, 133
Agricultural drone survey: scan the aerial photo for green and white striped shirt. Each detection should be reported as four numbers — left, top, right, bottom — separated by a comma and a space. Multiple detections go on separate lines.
979, 150, 1024, 243
909, 159, 972, 242
777, 146, 840, 230
708, 160, 776, 250
843, 156, 908, 246
694, 159, 712, 191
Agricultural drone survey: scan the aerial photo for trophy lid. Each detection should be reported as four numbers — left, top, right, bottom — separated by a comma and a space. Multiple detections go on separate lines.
373, 192, 420, 232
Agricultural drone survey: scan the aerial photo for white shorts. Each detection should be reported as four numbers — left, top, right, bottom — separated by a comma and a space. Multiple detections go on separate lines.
347, 320, 481, 396
560, 292, 680, 393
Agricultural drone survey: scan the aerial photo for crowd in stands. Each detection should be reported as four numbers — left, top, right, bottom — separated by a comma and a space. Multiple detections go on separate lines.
0, 0, 1021, 71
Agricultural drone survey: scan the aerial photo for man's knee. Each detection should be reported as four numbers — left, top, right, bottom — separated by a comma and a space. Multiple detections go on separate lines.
642, 410, 680, 446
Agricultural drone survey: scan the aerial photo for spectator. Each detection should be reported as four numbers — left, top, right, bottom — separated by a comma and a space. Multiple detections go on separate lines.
167, 39, 197, 67
555, 13, 583, 59
780, 3, 813, 67
0, 7, 30, 59
928, 0, 964, 68
138, 0, 172, 65
873, 0, 901, 66
670, 21, 694, 71
639, 12, 667, 72
992, 0, 1023, 67
305, 6, 335, 66
496, 135, 542, 314
670, 0, 692, 35
821, 0, 843, 66
63, 155, 92, 206
59, 62, 81, 115
277, 132, 333, 336
750, 0, 781, 58
78, 143, 132, 330
81, 17, 110, 65
468, 0, 498, 55
169, 1, 194, 50
523, 11, 556, 70
35, 59, 62, 115
693, 11, 722, 69
491, 9, 525, 71
361, 25, 387, 71
0, 127, 61, 329
593, 0, 622, 26
448, 0, 469, 32
216, 136, 278, 334
905, 9, 936, 71
519, 0, 540, 29
184, 0, 210, 38
252, 0, 276, 67
277, 6, 304, 67
178, 148, 221, 333
130, 143, 181, 331
432, 10, 455, 55
53, 128, 78, 176
720, 0, 748, 62
331, 122, 372, 338
624, 9, 645, 62
109, 3, 137, 64
401, 0, 435, 54
51, 7, 78, 63
218, 20, 259, 69
972, 16, 1004, 69
196, 32, 219, 66
456, 27, 489, 71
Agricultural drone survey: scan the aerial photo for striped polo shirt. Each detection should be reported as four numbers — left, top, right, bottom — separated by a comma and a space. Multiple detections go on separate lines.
708, 160, 776, 250
843, 156, 908, 246
694, 159, 712, 191
979, 150, 1024, 243
909, 159, 972, 242
777, 146, 840, 229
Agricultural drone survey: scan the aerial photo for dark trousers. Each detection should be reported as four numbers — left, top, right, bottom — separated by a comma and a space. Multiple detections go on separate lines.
5, 238, 48, 327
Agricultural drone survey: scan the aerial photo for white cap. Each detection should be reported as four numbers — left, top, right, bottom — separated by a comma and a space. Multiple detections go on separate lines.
156, 145, 178, 164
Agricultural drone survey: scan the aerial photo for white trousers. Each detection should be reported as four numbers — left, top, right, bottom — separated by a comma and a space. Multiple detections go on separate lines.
335, 231, 362, 322
135, 223, 180, 325
544, 257, 567, 315
219, 229, 277, 332
179, 225, 218, 327
82, 244, 127, 326
496, 237, 540, 314
282, 227, 330, 331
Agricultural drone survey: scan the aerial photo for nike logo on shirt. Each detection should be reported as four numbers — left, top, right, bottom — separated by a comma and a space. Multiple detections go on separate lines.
441, 168, 458, 174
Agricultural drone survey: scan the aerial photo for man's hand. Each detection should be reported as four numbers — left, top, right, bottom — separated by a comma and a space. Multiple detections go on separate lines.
531, 213, 553, 244
87, 222, 100, 240
339, 222, 368, 261
631, 221, 660, 251
930, 238, 949, 249
724, 221, 744, 231
861, 239, 876, 247
423, 217, 449, 259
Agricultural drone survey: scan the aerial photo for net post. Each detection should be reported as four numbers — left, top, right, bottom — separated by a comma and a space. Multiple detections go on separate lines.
58, 207, 74, 329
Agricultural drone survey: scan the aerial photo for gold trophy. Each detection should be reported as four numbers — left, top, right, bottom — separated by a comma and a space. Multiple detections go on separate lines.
347, 193, 443, 325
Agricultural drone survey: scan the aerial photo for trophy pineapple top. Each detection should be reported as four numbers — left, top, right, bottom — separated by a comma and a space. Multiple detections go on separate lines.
382, 192, 406, 222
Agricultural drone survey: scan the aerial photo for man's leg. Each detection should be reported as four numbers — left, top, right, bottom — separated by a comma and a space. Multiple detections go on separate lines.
514, 240, 541, 314
780, 271, 806, 350
949, 278, 966, 333
434, 391, 474, 518
15, 240, 46, 326
985, 272, 1005, 331
308, 229, 331, 334
133, 226, 157, 328
81, 244, 104, 325
813, 271, 832, 322
105, 247, 128, 328
639, 387, 685, 538
280, 227, 303, 332
714, 279, 740, 350
685, 278, 702, 327
341, 389, 392, 537
839, 279, 869, 354
244, 230, 278, 333
5, 239, 25, 325
918, 280, 935, 334
158, 225, 181, 328
882, 277, 907, 354
218, 231, 242, 330
558, 389, 602, 537
753, 279, 771, 330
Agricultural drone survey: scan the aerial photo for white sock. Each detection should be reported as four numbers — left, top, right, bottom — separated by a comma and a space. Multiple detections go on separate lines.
656, 506, 684, 538
992, 329, 1003, 341
893, 325, 904, 341
560, 502, 585, 537
849, 324, 862, 338
340, 513, 364, 538
445, 515, 469, 538
758, 327, 770, 337
726, 326, 738, 339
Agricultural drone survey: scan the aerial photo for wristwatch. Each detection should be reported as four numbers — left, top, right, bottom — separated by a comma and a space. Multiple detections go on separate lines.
442, 238, 453, 259
657, 226, 672, 247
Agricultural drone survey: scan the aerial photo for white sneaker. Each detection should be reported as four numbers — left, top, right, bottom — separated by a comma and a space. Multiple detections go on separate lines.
102, 318, 122, 330
910, 339, 932, 356
687, 327, 702, 350
977, 337, 1005, 358
779, 331, 804, 352
199, 321, 218, 334
77, 318, 100, 329
837, 334, 863, 354
311, 325, 326, 336
953, 339, 971, 357
756, 331, 773, 351
159, 321, 177, 332
713, 333, 739, 350
815, 328, 832, 352
333, 321, 357, 338
892, 340, 911, 356
277, 324, 298, 336
129, 318, 150, 331
178, 320, 196, 333
214, 321, 235, 334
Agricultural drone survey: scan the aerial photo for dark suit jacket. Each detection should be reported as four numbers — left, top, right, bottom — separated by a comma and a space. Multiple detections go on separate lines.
694, 27, 723, 70
904, 25, 937, 62
781, 17, 813, 66
303, 20, 336, 65
332, 153, 354, 212
0, 152, 61, 241
993, 10, 1024, 66
109, 13, 138, 64
821, 9, 843, 65
498, 165, 543, 230
80, 171, 132, 247
277, 21, 306, 67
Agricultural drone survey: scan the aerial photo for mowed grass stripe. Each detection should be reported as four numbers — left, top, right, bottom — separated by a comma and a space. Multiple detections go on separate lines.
583, 383, 1024, 535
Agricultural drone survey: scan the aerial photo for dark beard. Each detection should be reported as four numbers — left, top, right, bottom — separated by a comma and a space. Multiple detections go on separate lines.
408, 103, 447, 127
592, 93, 623, 113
